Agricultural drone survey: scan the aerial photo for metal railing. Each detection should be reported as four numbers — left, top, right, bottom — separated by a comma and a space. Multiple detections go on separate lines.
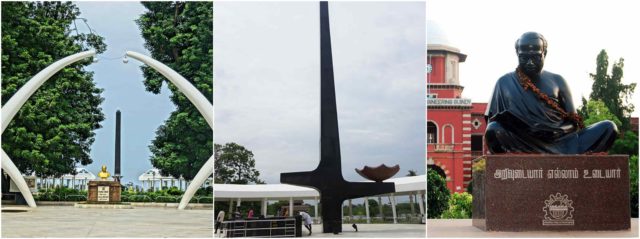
221, 217, 297, 238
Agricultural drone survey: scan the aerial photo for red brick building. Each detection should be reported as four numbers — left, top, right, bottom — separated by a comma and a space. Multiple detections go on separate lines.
426, 33, 487, 193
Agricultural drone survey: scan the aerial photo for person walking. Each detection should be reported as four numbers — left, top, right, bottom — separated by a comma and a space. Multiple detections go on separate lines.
299, 211, 313, 235
215, 210, 225, 234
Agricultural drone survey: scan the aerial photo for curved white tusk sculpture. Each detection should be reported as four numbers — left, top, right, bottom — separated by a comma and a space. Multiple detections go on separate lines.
0, 50, 212, 210
125, 51, 213, 210
1, 50, 97, 208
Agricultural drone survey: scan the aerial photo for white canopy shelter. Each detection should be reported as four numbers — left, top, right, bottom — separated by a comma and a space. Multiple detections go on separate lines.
214, 175, 426, 224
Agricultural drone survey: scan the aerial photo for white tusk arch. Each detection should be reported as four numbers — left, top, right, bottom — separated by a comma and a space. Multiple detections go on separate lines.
1, 50, 96, 208
125, 51, 213, 210
1, 51, 96, 134
125, 51, 213, 127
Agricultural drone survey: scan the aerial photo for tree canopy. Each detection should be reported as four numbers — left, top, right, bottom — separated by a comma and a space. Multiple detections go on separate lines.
136, 2, 213, 180
214, 143, 264, 184
588, 49, 636, 131
580, 99, 622, 128
1, 1, 106, 177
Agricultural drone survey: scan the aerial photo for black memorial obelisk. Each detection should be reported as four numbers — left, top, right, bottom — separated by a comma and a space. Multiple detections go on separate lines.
114, 110, 122, 182
280, 2, 395, 233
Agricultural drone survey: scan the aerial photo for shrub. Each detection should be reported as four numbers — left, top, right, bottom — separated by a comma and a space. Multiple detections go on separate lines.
427, 170, 450, 218
440, 192, 472, 219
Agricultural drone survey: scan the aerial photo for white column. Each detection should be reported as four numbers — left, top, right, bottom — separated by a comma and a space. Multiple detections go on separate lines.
237, 198, 242, 208
418, 192, 425, 216
314, 197, 319, 223
289, 197, 294, 217
262, 198, 268, 217
391, 194, 397, 224
365, 197, 370, 224
228, 199, 234, 219
348, 199, 353, 220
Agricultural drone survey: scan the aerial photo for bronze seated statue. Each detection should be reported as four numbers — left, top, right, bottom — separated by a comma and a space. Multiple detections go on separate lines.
484, 32, 618, 154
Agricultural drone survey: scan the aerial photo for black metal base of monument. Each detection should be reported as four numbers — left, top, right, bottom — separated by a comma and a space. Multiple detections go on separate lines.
282, 171, 394, 233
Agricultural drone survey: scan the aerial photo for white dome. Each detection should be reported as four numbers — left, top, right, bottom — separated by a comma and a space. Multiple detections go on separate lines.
427, 20, 452, 46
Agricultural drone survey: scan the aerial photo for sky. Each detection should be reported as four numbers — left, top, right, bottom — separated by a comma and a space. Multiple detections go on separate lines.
74, 2, 176, 187
428, 0, 640, 117
214, 2, 426, 184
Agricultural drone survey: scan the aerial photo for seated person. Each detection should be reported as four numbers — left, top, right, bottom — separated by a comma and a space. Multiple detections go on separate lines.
484, 32, 618, 154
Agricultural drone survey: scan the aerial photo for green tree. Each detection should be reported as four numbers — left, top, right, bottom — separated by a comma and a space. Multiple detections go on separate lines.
427, 169, 450, 218
588, 49, 636, 131
136, 2, 213, 180
630, 155, 639, 218
214, 143, 264, 184
1, 2, 106, 177
610, 131, 638, 156
581, 99, 622, 128
440, 192, 472, 219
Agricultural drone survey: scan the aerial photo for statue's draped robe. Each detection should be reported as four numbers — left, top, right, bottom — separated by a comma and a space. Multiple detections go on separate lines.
485, 71, 617, 154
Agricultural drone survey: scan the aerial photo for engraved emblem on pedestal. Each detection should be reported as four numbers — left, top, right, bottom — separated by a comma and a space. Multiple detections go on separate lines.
542, 192, 574, 226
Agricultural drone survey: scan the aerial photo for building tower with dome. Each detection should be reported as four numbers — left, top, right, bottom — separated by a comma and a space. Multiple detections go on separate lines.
427, 21, 487, 193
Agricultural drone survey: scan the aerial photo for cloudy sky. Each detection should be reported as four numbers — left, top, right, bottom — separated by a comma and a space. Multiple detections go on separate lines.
75, 2, 176, 186
214, 2, 426, 184
428, 0, 639, 117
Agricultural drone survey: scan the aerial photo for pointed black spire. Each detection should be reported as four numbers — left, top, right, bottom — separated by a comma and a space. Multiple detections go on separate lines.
281, 2, 395, 233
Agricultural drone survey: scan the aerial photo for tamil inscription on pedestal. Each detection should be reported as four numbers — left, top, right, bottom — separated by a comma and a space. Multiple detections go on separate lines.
87, 180, 121, 203
472, 155, 630, 231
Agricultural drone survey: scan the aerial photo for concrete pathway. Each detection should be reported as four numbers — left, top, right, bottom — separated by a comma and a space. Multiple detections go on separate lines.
1, 206, 213, 238
427, 219, 639, 238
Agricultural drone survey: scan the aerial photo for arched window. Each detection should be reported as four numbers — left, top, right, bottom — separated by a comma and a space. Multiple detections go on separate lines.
442, 124, 454, 144
427, 121, 438, 144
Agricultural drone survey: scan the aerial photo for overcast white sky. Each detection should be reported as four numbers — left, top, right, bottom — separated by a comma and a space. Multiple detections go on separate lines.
214, 2, 426, 184
428, 0, 639, 117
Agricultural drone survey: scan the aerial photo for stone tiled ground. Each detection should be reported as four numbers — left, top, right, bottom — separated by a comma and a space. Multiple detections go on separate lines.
1, 206, 213, 238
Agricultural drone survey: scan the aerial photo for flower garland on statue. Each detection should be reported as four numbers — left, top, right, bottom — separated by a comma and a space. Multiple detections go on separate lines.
516, 67, 585, 129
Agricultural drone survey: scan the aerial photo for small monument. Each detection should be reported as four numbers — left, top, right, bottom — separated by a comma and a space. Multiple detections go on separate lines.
76, 110, 130, 208
86, 165, 122, 204
472, 32, 629, 231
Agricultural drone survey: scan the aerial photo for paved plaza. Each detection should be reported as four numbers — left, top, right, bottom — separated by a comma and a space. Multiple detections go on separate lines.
427, 219, 639, 237
214, 223, 426, 238
1, 206, 213, 238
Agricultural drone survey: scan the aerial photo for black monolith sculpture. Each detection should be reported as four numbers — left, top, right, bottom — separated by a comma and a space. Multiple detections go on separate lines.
280, 2, 395, 233
114, 110, 122, 182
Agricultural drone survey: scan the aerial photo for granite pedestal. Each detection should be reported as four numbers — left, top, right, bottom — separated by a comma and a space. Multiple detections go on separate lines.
87, 181, 121, 203
472, 155, 630, 231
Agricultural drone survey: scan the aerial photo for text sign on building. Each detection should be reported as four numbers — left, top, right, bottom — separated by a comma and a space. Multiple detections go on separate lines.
427, 98, 472, 106
97, 186, 110, 202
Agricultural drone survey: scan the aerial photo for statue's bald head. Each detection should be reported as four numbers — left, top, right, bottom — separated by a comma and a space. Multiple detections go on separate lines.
515, 32, 547, 56
515, 32, 547, 76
